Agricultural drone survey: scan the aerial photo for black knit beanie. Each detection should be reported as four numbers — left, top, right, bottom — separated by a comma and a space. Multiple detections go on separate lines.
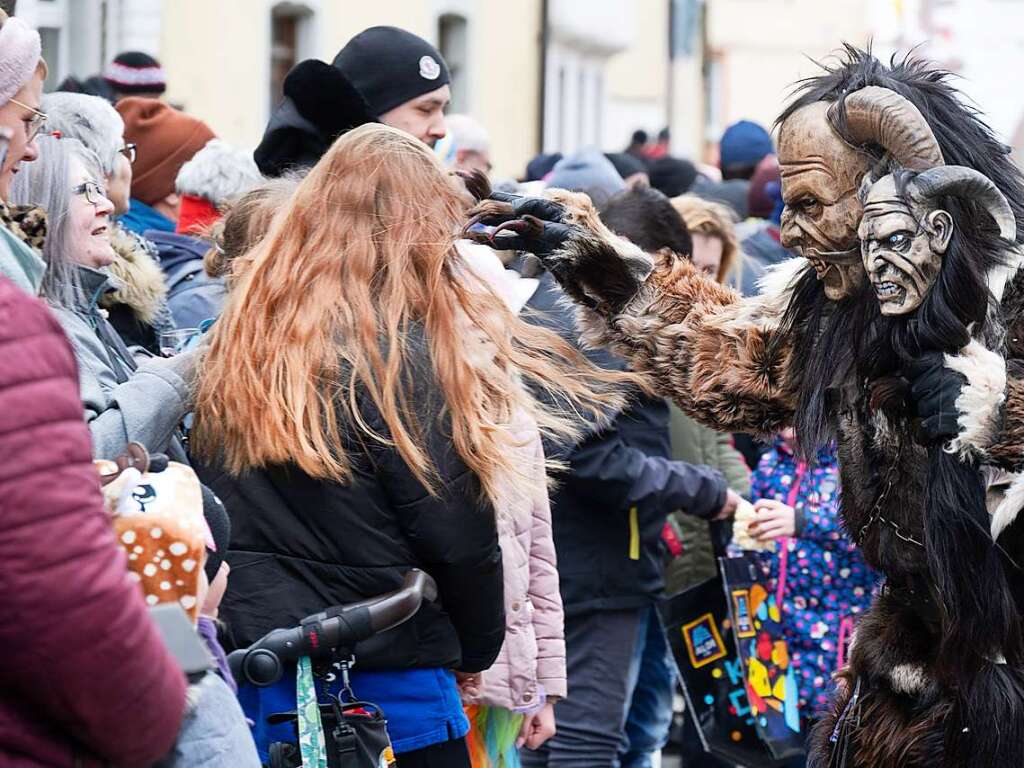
332, 26, 450, 118
200, 484, 231, 581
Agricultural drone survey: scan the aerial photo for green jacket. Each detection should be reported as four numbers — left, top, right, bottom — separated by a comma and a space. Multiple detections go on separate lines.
664, 405, 752, 595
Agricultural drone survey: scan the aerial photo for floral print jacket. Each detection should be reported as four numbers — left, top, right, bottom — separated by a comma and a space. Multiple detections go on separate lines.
752, 437, 879, 717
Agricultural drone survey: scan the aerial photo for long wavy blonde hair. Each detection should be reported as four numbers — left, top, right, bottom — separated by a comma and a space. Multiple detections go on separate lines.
193, 123, 629, 503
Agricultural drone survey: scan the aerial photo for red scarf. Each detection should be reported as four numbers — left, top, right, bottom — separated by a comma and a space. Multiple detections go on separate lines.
175, 194, 221, 235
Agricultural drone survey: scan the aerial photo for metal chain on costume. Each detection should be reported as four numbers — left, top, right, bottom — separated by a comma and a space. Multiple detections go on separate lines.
856, 444, 925, 549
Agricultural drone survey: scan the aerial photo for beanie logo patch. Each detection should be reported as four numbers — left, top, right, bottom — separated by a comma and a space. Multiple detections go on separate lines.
419, 55, 441, 81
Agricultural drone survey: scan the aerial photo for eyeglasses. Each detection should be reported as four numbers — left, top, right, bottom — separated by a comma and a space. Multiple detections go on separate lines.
8, 97, 48, 143
72, 180, 109, 206
120, 143, 137, 164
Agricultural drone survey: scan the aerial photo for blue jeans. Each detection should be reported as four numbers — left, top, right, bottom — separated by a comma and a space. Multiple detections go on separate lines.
619, 606, 676, 768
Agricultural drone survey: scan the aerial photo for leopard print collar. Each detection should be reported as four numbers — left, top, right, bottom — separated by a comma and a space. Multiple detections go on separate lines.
0, 200, 47, 253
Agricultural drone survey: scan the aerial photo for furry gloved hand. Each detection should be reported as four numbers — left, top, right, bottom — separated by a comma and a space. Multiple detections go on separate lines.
905, 352, 966, 444
467, 191, 577, 259
465, 191, 653, 314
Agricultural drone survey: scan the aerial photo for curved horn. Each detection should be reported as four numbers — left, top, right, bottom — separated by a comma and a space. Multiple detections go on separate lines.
832, 85, 944, 171
912, 165, 1017, 241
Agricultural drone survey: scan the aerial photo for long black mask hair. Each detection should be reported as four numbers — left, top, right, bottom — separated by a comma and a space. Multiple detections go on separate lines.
889, 167, 1024, 763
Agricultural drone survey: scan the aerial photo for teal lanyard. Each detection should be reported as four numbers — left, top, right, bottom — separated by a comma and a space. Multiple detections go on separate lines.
296, 656, 328, 768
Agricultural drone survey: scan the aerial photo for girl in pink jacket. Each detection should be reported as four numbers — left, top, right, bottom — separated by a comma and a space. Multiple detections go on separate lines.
459, 243, 567, 768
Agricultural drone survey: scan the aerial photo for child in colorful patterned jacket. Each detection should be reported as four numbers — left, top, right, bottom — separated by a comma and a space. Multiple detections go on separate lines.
747, 430, 879, 717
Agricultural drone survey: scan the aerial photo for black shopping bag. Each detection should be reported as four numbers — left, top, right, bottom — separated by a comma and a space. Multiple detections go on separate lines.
267, 697, 396, 768
719, 553, 805, 763
659, 575, 788, 767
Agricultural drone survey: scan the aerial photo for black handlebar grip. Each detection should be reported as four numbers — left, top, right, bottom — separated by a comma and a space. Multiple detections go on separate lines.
320, 608, 374, 647
231, 569, 440, 686
365, 569, 437, 633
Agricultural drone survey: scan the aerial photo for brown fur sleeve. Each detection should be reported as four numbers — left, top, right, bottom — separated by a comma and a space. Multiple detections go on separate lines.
575, 251, 801, 435
985, 371, 1024, 471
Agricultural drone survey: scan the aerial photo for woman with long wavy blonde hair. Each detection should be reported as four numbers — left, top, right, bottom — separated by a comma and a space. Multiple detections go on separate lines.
192, 123, 626, 767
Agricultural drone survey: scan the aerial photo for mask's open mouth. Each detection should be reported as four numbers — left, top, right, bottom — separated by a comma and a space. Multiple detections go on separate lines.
873, 279, 906, 303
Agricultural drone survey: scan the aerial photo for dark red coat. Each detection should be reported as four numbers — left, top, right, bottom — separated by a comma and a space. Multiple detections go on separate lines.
0, 278, 185, 767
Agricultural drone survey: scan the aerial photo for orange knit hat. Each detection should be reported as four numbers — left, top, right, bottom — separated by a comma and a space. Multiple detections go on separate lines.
116, 97, 216, 206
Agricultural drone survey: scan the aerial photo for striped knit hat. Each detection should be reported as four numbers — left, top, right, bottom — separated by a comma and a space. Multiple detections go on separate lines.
103, 51, 166, 96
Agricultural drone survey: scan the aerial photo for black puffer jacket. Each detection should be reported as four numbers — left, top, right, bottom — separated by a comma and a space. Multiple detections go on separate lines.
198, 341, 505, 673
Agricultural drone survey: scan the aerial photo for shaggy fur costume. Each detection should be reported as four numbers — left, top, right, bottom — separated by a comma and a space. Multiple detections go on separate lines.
480, 47, 1024, 767
553, 200, 1024, 766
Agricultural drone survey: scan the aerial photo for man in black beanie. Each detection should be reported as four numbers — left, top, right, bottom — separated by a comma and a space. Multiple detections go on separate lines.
255, 25, 450, 176
333, 25, 450, 148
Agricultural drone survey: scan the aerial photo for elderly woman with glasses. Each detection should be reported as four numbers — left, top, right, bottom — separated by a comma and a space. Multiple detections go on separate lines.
0, 8, 49, 294
44, 91, 177, 353
9, 134, 197, 463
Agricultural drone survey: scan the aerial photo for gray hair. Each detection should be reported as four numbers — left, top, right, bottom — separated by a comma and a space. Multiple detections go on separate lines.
445, 114, 490, 155
175, 138, 263, 207
42, 92, 124, 176
8, 135, 104, 307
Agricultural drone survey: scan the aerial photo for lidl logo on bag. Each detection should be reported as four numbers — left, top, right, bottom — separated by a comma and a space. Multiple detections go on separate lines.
682, 613, 727, 668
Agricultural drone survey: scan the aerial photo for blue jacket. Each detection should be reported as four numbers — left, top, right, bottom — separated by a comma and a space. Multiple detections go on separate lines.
752, 438, 879, 716
119, 198, 175, 237
240, 667, 468, 759
144, 230, 227, 329
524, 269, 727, 615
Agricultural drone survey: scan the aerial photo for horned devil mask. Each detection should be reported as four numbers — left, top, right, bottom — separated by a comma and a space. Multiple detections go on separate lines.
858, 166, 1016, 315
778, 86, 944, 300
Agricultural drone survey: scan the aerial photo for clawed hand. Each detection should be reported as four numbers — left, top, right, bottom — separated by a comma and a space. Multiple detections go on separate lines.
463, 192, 576, 259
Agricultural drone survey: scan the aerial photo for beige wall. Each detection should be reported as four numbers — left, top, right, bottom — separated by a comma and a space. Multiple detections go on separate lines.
469, 0, 542, 178
605, 0, 668, 102
159, 0, 540, 179
669, 52, 706, 161
705, 0, 871, 139
603, 0, 670, 150
161, 0, 270, 151
317, 2, 435, 51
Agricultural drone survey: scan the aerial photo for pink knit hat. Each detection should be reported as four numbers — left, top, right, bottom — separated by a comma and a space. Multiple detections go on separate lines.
0, 16, 41, 106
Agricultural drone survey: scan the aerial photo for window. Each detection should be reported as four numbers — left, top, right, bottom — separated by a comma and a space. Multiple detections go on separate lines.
269, 2, 314, 111
38, 27, 61, 90
543, 44, 605, 154
438, 13, 468, 113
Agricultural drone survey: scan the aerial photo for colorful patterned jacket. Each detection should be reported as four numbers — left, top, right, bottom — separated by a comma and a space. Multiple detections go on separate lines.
752, 437, 879, 717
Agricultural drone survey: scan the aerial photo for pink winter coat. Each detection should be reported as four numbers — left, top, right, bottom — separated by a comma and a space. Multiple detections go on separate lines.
457, 242, 567, 710
465, 412, 568, 710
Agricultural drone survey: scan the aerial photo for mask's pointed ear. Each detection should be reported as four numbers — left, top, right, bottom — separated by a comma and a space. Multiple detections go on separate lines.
925, 209, 954, 255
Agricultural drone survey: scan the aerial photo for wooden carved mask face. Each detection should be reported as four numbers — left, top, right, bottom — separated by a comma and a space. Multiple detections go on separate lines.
858, 167, 1016, 316
858, 175, 950, 316
778, 102, 873, 300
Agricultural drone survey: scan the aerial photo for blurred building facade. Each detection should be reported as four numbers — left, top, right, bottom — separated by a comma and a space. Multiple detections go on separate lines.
13, 0, 685, 177
12, 0, 1024, 178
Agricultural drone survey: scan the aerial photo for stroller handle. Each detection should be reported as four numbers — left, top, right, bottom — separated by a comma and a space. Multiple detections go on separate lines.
227, 569, 438, 687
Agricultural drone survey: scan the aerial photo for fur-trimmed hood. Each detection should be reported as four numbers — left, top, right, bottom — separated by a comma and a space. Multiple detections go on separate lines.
102, 225, 169, 325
